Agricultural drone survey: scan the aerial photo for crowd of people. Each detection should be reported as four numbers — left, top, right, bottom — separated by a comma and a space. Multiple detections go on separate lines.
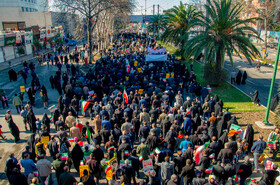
4, 32, 280, 185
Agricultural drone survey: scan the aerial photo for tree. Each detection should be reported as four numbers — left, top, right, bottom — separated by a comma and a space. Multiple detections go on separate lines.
53, 0, 134, 63
147, 14, 166, 36
161, 2, 201, 59
184, 0, 261, 85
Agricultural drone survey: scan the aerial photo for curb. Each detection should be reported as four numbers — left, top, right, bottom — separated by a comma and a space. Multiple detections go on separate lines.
0, 49, 53, 72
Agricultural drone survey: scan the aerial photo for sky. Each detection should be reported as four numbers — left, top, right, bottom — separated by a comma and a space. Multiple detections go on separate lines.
132, 0, 192, 15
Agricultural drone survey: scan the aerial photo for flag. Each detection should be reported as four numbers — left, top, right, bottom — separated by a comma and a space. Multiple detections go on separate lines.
123, 87, 128, 104
194, 140, 210, 164
122, 48, 125, 54
50, 115, 54, 122
155, 147, 161, 154
209, 153, 215, 159
139, 155, 143, 161
184, 110, 191, 116
228, 130, 236, 136
229, 124, 242, 131
61, 153, 68, 160
33, 171, 38, 176
86, 127, 91, 143
267, 142, 276, 149
236, 128, 242, 134
108, 146, 115, 151
234, 175, 238, 181
82, 101, 90, 112
125, 150, 129, 155
105, 165, 112, 174
237, 169, 243, 173
81, 100, 85, 116
88, 91, 94, 96
126, 64, 130, 73
80, 160, 84, 166
246, 179, 256, 185
204, 166, 213, 173
222, 129, 228, 133
48, 105, 57, 112
150, 152, 154, 157
67, 137, 74, 142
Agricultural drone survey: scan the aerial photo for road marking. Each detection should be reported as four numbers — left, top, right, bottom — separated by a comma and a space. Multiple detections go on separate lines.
246, 79, 255, 84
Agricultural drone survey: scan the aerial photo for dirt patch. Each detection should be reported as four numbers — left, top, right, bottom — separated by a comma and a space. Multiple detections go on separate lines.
233, 111, 275, 141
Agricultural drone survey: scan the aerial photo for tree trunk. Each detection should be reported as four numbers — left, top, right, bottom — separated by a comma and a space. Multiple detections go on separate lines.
215, 45, 222, 72
87, 19, 93, 64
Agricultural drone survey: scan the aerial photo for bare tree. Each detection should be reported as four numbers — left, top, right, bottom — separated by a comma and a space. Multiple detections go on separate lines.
53, 0, 134, 63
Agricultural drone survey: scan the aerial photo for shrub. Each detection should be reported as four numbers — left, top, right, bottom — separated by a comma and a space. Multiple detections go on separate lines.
203, 63, 227, 86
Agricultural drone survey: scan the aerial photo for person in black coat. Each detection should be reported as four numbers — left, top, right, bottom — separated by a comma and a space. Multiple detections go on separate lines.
223, 163, 236, 183
146, 131, 159, 151
218, 143, 234, 163
271, 94, 279, 111
128, 150, 140, 178
235, 70, 242, 85
139, 122, 150, 140
209, 137, 221, 159
208, 122, 218, 139
244, 124, 254, 151
42, 113, 51, 133
241, 71, 247, 84
237, 156, 253, 185
212, 160, 225, 183
251, 90, 260, 105
258, 164, 279, 185
179, 159, 196, 184
198, 151, 210, 177
71, 141, 84, 172
9, 167, 28, 185
214, 101, 223, 117
118, 138, 132, 160
216, 117, 227, 139
27, 109, 36, 133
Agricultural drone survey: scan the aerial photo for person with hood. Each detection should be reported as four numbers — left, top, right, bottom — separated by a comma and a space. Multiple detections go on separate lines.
241, 71, 247, 85
214, 100, 223, 117
208, 122, 218, 139
27, 109, 37, 133
235, 70, 242, 85
5, 110, 20, 142
244, 124, 254, 151
251, 90, 260, 105
271, 94, 279, 111
42, 113, 51, 133
216, 117, 227, 139
71, 139, 84, 172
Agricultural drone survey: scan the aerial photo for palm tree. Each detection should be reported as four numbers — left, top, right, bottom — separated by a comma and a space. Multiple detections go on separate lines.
184, 0, 261, 73
147, 14, 166, 36
161, 2, 201, 59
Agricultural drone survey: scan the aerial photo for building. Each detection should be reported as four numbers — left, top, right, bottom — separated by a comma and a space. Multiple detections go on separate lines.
0, 0, 51, 31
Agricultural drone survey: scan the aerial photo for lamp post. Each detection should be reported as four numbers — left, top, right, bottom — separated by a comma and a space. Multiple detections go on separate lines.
264, 37, 280, 123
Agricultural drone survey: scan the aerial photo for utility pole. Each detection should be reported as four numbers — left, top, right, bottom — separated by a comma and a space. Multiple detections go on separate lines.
141, 6, 144, 22
153, 5, 155, 16
158, 4, 159, 15
264, 37, 280, 123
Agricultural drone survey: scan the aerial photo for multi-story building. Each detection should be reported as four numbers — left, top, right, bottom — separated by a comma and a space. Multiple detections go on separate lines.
0, 0, 51, 31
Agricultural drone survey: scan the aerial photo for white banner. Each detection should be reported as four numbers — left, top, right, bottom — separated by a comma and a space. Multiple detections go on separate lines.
146, 54, 168, 61
147, 47, 166, 54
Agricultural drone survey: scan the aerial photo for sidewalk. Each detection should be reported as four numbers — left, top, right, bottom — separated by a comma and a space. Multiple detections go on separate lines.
0, 48, 53, 71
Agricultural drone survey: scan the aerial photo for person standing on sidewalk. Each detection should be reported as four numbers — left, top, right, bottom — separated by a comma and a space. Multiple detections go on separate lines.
230, 69, 236, 84
13, 94, 22, 113
251, 135, 266, 172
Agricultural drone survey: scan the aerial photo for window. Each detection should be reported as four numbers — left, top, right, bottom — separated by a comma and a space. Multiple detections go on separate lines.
26, 7, 28, 12
21, 7, 24, 12
29, 8, 32, 12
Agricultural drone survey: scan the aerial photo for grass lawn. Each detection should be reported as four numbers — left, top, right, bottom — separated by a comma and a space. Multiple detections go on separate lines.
159, 41, 265, 112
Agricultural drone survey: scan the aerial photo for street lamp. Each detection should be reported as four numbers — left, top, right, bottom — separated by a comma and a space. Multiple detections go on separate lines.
264, 37, 280, 123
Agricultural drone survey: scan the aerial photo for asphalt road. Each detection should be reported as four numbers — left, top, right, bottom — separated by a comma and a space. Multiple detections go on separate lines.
224, 56, 280, 106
